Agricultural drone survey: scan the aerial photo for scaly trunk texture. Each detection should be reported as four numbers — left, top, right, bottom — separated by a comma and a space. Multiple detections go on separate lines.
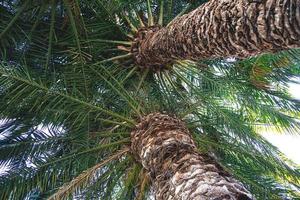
131, 113, 254, 200
132, 0, 300, 67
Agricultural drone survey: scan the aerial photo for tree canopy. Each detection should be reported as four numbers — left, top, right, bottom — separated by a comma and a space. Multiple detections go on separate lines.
0, 0, 300, 199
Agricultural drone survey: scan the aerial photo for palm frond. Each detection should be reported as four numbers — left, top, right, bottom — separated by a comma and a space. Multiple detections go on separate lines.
48, 148, 129, 200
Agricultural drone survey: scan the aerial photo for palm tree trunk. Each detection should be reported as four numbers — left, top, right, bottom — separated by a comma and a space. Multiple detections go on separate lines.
131, 113, 254, 200
132, 0, 300, 67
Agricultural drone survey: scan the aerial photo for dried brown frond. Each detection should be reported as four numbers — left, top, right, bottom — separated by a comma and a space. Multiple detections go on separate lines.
136, 169, 150, 200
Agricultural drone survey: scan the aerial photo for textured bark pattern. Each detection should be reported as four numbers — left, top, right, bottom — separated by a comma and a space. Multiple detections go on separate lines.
132, 0, 300, 68
131, 113, 254, 200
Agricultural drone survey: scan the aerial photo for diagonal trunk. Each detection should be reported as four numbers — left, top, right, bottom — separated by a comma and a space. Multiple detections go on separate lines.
132, 0, 300, 67
131, 113, 254, 200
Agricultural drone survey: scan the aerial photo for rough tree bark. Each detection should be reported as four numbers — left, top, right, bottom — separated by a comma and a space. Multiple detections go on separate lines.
131, 113, 254, 200
132, 0, 300, 67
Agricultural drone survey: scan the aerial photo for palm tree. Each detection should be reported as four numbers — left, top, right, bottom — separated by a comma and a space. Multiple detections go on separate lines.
0, 0, 300, 199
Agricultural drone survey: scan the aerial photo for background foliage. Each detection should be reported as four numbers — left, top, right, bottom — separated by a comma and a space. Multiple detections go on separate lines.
0, 0, 300, 199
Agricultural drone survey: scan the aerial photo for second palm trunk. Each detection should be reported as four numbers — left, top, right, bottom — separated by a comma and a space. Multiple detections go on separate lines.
131, 113, 254, 200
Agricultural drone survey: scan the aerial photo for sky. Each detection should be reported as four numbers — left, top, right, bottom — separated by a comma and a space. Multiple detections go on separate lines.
262, 80, 300, 165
